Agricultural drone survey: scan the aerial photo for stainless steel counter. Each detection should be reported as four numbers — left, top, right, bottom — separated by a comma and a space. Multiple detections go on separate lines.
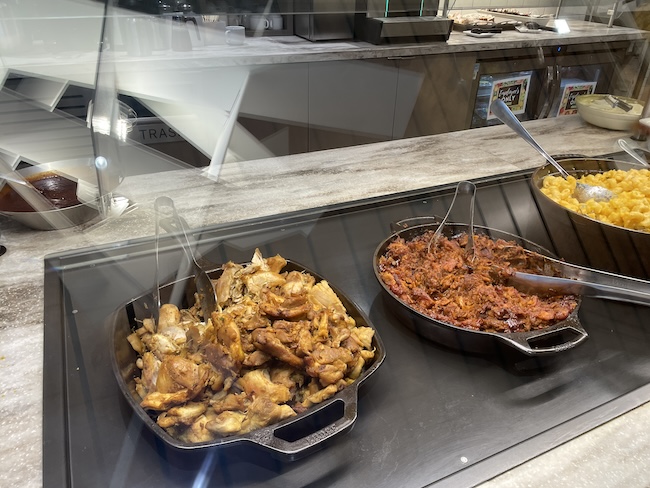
2, 115, 650, 486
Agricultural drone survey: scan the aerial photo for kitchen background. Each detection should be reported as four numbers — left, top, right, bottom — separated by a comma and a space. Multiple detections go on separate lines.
1, 0, 648, 174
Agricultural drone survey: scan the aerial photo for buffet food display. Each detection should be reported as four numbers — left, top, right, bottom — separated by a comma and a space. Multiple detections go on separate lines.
0, 165, 99, 230
576, 95, 644, 131
373, 221, 587, 356
530, 157, 650, 280
0, 171, 80, 211
377, 230, 578, 333
47, 168, 650, 486
449, 11, 524, 32
448, 11, 495, 25
116, 249, 383, 450
486, 8, 551, 17
541, 168, 650, 232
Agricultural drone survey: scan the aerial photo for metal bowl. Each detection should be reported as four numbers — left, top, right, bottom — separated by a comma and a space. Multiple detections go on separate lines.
110, 260, 385, 460
0, 162, 100, 230
530, 157, 650, 279
373, 220, 587, 356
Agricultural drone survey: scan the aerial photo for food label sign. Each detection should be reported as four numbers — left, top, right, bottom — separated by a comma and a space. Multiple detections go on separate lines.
488, 75, 531, 120
129, 118, 184, 145
556, 82, 597, 116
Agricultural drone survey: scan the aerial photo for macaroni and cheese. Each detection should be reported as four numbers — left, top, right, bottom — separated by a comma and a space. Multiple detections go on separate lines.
541, 169, 650, 232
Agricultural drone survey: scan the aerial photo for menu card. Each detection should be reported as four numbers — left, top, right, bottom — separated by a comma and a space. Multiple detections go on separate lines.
556, 82, 597, 116
487, 74, 531, 120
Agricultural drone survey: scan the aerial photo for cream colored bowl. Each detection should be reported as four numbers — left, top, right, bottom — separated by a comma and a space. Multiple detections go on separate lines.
576, 94, 644, 131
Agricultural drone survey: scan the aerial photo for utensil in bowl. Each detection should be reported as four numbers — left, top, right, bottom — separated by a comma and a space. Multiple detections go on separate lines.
530, 157, 650, 279
427, 180, 476, 259
491, 99, 615, 203
508, 250, 650, 306
605, 95, 633, 112
374, 220, 587, 356
154, 196, 217, 321
110, 261, 385, 459
576, 94, 643, 131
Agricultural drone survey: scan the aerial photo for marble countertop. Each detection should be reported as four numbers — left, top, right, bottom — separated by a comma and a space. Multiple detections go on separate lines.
193, 19, 647, 67
2, 115, 650, 487
6, 20, 646, 80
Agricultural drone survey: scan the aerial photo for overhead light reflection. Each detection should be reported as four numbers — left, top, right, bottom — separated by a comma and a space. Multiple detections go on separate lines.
89, 100, 137, 142
554, 19, 571, 34
115, 117, 130, 141
92, 115, 112, 136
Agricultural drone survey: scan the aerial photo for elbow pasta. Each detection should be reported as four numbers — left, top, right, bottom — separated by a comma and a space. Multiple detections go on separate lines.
541, 169, 650, 232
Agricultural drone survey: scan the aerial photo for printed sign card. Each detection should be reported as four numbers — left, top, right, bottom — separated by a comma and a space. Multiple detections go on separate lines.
487, 75, 531, 120
556, 82, 597, 116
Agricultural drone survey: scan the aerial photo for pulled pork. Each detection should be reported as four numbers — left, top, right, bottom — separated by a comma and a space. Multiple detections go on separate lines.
378, 231, 578, 333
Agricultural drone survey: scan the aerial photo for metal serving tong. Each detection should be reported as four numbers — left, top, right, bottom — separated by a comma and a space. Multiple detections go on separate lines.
605, 94, 633, 112
154, 196, 217, 323
617, 138, 650, 167
427, 181, 476, 259
509, 251, 650, 307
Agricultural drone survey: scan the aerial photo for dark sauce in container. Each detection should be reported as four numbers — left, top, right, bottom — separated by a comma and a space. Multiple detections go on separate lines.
0, 172, 81, 212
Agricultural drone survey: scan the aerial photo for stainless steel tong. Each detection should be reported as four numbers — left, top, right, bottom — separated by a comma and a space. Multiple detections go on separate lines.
427, 180, 477, 259
154, 196, 217, 322
605, 95, 633, 112
509, 252, 650, 307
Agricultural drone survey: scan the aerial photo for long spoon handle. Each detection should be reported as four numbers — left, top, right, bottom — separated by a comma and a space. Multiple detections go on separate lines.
490, 99, 571, 178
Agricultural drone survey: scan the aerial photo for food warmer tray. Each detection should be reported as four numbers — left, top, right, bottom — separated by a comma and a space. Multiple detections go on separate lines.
43, 167, 650, 488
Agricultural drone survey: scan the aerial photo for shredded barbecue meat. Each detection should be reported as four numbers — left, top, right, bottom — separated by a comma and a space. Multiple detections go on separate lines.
378, 231, 578, 333
129, 249, 375, 443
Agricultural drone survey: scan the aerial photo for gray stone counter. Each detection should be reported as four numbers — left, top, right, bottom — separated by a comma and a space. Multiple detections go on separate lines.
1, 115, 650, 487
193, 20, 646, 67
112, 20, 647, 68
6, 20, 645, 76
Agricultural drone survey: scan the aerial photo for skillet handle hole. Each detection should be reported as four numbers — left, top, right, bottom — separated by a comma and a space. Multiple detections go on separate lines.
526, 328, 583, 350
274, 400, 345, 443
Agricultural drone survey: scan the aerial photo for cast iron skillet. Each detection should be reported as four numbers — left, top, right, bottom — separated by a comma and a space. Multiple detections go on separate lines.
373, 218, 587, 356
110, 260, 385, 461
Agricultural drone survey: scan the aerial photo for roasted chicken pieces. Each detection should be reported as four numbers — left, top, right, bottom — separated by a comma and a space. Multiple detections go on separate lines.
128, 249, 375, 443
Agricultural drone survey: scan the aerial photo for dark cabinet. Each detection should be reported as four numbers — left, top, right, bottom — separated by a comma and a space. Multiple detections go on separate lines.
393, 52, 477, 138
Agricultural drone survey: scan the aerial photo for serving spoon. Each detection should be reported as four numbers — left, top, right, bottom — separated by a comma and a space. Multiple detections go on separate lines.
490, 99, 615, 203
